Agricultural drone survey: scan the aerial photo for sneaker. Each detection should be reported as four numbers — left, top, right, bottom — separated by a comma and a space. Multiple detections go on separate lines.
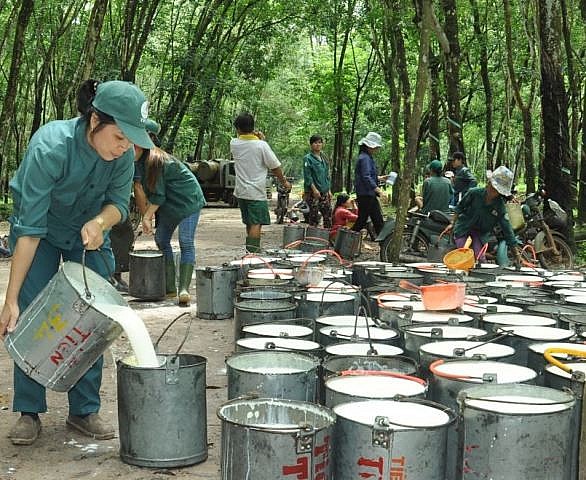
9, 415, 41, 445
66, 413, 115, 440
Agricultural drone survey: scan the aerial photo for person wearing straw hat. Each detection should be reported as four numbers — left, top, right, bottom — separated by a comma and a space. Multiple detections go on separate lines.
0, 79, 154, 446
351, 132, 388, 236
442, 165, 520, 262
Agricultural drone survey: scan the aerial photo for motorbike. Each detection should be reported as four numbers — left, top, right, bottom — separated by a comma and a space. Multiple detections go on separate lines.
376, 209, 453, 263
274, 177, 294, 224
513, 189, 574, 269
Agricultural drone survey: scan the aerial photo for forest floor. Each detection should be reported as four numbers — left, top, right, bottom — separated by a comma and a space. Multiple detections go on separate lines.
0, 198, 379, 480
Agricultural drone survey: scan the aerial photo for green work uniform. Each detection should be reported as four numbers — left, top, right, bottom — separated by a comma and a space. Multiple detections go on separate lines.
454, 187, 517, 247
136, 157, 206, 225
422, 175, 453, 213
9, 117, 134, 414
303, 153, 331, 194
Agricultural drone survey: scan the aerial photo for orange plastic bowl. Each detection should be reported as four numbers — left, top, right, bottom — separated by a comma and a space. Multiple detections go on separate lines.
420, 283, 466, 310
443, 248, 475, 271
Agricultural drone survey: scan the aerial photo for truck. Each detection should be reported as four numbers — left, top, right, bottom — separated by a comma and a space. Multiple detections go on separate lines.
187, 159, 238, 207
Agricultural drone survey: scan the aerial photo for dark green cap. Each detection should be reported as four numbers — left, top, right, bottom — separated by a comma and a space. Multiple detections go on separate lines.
427, 159, 443, 173
92, 80, 154, 149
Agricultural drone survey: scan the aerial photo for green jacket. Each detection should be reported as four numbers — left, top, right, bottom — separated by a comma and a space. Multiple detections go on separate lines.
454, 187, 516, 246
137, 156, 206, 226
9, 117, 133, 250
303, 153, 330, 194
422, 175, 453, 213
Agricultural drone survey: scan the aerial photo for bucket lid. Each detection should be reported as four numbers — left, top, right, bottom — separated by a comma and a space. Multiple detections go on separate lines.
499, 325, 573, 341
405, 325, 486, 339
545, 362, 586, 380
420, 341, 514, 359
410, 312, 474, 324
242, 324, 313, 338
316, 315, 375, 327
565, 296, 586, 305
433, 360, 536, 383
236, 337, 321, 352
320, 326, 398, 341
325, 342, 403, 356
326, 374, 426, 398
334, 400, 451, 429
482, 314, 557, 327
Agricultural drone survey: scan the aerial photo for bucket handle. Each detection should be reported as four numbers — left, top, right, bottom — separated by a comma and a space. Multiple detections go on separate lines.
154, 312, 193, 357
81, 248, 114, 299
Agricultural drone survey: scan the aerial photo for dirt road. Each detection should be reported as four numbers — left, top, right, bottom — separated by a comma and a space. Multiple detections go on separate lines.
0, 204, 377, 480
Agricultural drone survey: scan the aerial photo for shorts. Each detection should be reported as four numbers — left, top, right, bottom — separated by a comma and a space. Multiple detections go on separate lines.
237, 198, 271, 225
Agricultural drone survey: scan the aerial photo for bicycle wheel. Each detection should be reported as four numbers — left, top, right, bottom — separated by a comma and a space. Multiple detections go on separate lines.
380, 230, 429, 262
537, 235, 574, 270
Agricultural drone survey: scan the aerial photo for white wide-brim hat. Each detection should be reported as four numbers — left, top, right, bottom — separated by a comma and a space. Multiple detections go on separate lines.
358, 131, 383, 148
486, 165, 514, 196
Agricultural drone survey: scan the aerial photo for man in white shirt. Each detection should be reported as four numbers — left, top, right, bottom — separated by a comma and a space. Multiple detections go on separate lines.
230, 113, 291, 252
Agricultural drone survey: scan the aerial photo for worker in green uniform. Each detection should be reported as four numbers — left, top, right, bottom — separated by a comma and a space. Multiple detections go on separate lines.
303, 135, 332, 228
134, 121, 206, 306
421, 160, 453, 213
0, 80, 154, 446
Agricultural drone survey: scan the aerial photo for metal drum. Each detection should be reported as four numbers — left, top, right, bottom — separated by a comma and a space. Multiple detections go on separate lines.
233, 299, 297, 340
296, 292, 357, 319
544, 362, 586, 480
305, 225, 330, 242
226, 350, 320, 402
237, 289, 293, 302
402, 325, 486, 360
419, 340, 515, 379
218, 398, 335, 480
282, 224, 305, 248
367, 270, 424, 288
128, 250, 166, 300
527, 303, 586, 331
429, 359, 537, 480
334, 228, 362, 259
324, 371, 427, 407
195, 265, 239, 320
241, 321, 314, 341
528, 342, 586, 386
497, 326, 574, 366
352, 261, 401, 289
118, 354, 207, 467
333, 399, 454, 480
317, 325, 399, 348
480, 313, 557, 332
235, 337, 322, 357
315, 314, 375, 329
324, 342, 404, 357
458, 384, 574, 480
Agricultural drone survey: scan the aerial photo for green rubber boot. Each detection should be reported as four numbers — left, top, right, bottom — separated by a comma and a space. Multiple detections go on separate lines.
165, 260, 177, 297
178, 263, 194, 306
245, 236, 261, 253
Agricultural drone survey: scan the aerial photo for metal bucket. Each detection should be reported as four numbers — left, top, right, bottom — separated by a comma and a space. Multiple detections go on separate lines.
402, 325, 487, 360
226, 350, 320, 402
324, 371, 427, 407
305, 225, 330, 242
118, 353, 207, 467
368, 270, 424, 288
479, 313, 557, 332
529, 342, 586, 386
297, 292, 356, 320
544, 362, 586, 480
457, 384, 575, 480
300, 240, 328, 253
238, 289, 293, 302
233, 299, 297, 340
351, 262, 396, 288
430, 359, 537, 480
128, 249, 166, 300
282, 224, 306, 248
333, 399, 454, 480
218, 397, 335, 480
497, 325, 574, 366
241, 319, 314, 341
195, 265, 239, 319
235, 337, 323, 357
382, 310, 474, 331
324, 342, 404, 357
334, 228, 361, 259
317, 325, 399, 348
5, 261, 125, 392
419, 340, 515, 379
527, 303, 586, 331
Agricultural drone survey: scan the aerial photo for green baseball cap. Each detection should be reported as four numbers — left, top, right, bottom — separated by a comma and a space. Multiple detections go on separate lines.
92, 80, 154, 149
427, 159, 443, 173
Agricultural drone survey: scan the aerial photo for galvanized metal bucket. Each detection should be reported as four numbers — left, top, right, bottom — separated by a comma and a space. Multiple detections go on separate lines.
324, 371, 427, 408
128, 249, 166, 300
333, 399, 454, 480
297, 292, 356, 320
235, 337, 323, 357
218, 397, 335, 480
195, 265, 239, 319
282, 224, 306, 247
528, 342, 586, 385
118, 353, 207, 467
241, 319, 314, 341
458, 384, 574, 480
233, 299, 297, 340
324, 342, 404, 357
226, 350, 320, 402
402, 325, 487, 360
5, 261, 125, 392
334, 227, 361, 259
497, 325, 574, 366
317, 325, 399, 348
